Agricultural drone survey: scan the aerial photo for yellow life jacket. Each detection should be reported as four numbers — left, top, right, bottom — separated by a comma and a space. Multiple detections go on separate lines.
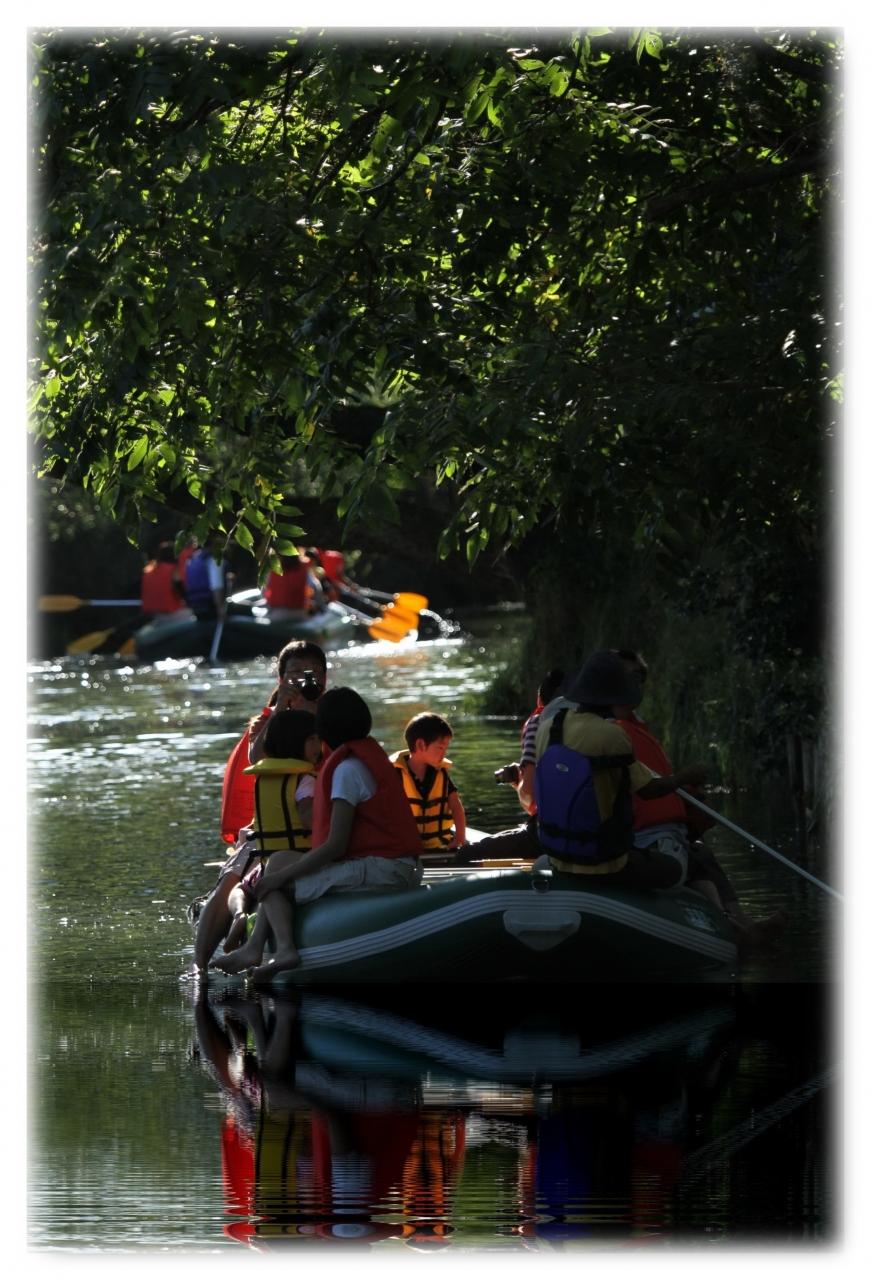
242, 757, 316, 854
389, 749, 454, 848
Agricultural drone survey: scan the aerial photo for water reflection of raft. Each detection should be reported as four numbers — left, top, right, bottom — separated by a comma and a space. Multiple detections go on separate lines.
296, 990, 737, 1083
260, 867, 738, 985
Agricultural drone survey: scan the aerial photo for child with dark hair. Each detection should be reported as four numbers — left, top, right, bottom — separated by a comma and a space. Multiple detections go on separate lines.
390, 713, 466, 850
213, 687, 424, 981
213, 709, 320, 966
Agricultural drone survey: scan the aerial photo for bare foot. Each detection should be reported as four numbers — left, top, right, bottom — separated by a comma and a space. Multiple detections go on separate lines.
223, 913, 248, 953
250, 948, 301, 983
210, 943, 263, 974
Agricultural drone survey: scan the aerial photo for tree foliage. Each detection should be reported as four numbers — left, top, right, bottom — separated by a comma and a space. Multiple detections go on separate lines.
30, 28, 840, 701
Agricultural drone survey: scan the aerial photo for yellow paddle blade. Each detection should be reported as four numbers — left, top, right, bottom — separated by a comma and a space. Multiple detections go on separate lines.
41, 595, 87, 613
378, 603, 420, 628
393, 592, 428, 612
381, 604, 420, 627
367, 621, 403, 643
66, 629, 115, 654
118, 638, 137, 657
368, 613, 418, 643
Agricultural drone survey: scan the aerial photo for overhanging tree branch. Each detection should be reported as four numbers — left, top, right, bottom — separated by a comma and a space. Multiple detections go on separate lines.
645, 149, 830, 220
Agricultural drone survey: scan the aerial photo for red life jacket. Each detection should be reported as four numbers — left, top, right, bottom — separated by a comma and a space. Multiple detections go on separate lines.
312, 737, 424, 859
263, 563, 310, 610
220, 726, 259, 843
619, 712, 714, 839
319, 548, 346, 585
615, 714, 689, 830
140, 560, 183, 614
177, 544, 196, 583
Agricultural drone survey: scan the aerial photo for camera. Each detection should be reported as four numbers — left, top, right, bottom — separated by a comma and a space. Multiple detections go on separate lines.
289, 669, 323, 702
494, 763, 520, 786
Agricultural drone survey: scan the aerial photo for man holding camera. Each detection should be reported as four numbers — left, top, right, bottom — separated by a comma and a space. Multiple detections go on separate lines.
247, 647, 327, 765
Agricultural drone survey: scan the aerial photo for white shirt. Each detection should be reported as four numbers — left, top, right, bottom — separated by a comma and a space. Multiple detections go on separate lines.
205, 555, 225, 591
296, 773, 316, 801
331, 757, 376, 807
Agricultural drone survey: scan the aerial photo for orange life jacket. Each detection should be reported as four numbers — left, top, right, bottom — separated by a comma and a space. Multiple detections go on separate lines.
390, 750, 454, 848
312, 737, 423, 859
140, 560, 183, 614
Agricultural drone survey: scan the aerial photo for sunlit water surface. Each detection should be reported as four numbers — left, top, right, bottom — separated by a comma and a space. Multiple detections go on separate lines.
28, 612, 837, 1249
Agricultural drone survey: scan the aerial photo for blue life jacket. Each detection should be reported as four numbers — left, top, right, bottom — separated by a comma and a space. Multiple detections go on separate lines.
184, 550, 219, 609
534, 709, 635, 865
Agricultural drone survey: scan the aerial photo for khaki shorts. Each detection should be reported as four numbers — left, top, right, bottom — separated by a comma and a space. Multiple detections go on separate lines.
219, 834, 258, 879
293, 855, 423, 905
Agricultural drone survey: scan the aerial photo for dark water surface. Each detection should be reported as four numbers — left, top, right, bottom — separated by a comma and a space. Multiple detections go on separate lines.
28, 612, 839, 1250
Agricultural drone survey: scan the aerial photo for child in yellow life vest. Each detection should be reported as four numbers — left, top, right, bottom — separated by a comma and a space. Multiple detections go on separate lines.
219, 709, 321, 956
390, 713, 466, 851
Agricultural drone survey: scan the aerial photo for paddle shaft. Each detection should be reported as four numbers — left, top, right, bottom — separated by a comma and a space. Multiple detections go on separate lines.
677, 788, 842, 901
208, 619, 224, 664
39, 595, 142, 612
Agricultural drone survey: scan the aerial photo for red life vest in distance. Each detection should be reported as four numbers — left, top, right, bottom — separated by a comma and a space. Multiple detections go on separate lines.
177, 544, 196, 584
263, 562, 310, 610
615, 714, 690, 831
312, 737, 424, 859
220, 726, 258, 844
140, 560, 183, 614
319, 549, 346, 585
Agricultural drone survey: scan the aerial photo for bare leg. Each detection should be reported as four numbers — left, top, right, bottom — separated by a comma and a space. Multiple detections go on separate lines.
193, 873, 241, 971
685, 877, 724, 910
211, 910, 271, 973
223, 912, 249, 953
251, 891, 300, 981
223, 884, 252, 952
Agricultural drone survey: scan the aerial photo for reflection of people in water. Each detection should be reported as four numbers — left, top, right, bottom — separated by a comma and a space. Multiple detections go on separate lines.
520, 1019, 740, 1243
192, 987, 741, 1248
193, 990, 467, 1249
400, 1112, 465, 1249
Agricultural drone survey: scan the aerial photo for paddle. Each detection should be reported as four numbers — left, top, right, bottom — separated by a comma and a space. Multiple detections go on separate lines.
368, 606, 419, 642
66, 628, 120, 655
366, 593, 429, 643
40, 595, 143, 612
208, 618, 224, 665
677, 788, 843, 901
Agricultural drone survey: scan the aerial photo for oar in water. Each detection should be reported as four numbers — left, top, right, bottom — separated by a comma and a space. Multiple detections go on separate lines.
40, 595, 142, 612
677, 788, 843, 902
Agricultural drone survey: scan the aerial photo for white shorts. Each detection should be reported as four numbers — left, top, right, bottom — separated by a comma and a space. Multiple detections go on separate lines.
633, 825, 689, 886
293, 855, 423, 904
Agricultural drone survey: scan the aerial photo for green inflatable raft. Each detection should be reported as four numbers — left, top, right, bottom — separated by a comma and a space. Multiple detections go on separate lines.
242, 865, 738, 984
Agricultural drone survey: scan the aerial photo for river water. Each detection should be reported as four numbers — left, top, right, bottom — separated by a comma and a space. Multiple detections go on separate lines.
27, 611, 839, 1251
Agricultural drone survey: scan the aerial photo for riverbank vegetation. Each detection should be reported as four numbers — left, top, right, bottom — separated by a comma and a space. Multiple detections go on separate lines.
30, 27, 840, 810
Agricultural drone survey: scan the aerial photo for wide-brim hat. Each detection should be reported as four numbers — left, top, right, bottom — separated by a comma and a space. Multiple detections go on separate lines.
565, 650, 643, 708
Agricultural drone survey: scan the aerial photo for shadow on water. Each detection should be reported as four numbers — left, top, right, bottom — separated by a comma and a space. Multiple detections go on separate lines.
30, 979, 836, 1250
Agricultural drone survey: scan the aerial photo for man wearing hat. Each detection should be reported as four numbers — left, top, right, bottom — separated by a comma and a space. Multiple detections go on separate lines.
533, 650, 706, 889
